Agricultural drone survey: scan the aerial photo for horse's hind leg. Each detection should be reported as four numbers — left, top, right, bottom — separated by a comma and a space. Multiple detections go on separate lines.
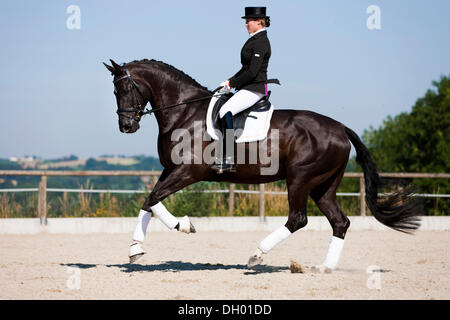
248, 173, 309, 268
310, 165, 350, 272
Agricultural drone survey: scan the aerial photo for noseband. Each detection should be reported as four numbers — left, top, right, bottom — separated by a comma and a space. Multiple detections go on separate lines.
113, 69, 150, 122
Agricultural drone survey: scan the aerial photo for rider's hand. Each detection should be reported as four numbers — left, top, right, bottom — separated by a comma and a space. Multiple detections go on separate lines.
219, 80, 231, 93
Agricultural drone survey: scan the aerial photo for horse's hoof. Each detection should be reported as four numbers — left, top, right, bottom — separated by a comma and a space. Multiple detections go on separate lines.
179, 216, 196, 234
247, 254, 263, 268
129, 253, 144, 264
129, 241, 146, 263
311, 265, 332, 274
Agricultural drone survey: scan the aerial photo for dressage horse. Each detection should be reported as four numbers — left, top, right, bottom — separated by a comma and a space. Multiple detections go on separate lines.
104, 59, 422, 271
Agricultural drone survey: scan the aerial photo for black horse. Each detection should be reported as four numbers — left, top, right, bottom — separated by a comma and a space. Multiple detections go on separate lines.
104, 59, 422, 271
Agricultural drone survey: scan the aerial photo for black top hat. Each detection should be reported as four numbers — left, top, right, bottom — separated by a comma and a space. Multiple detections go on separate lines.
241, 7, 269, 19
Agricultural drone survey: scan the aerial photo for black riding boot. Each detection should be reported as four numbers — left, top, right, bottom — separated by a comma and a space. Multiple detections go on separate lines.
212, 111, 237, 174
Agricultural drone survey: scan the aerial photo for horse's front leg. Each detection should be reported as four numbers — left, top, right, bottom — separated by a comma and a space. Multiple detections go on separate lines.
129, 166, 199, 263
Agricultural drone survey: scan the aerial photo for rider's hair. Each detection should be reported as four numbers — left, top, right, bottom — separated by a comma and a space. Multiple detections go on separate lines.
260, 17, 271, 28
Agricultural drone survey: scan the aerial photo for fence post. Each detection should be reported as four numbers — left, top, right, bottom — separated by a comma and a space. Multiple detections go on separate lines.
360, 175, 366, 216
38, 175, 47, 225
259, 183, 265, 223
228, 183, 235, 216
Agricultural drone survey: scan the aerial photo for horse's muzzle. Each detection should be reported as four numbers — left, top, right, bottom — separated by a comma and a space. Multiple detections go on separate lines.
119, 119, 140, 133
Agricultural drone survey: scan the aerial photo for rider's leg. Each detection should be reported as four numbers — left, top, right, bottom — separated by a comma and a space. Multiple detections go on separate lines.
212, 111, 236, 173
213, 90, 264, 173
219, 89, 265, 118
222, 111, 235, 164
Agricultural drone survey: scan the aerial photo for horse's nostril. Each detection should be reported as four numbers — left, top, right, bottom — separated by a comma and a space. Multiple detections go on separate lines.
120, 120, 138, 133
120, 121, 132, 131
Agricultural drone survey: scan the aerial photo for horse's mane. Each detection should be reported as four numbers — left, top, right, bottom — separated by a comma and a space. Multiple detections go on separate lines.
126, 59, 211, 93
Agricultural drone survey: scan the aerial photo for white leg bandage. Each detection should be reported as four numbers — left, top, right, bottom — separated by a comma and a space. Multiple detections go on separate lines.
258, 226, 292, 253
322, 236, 345, 269
150, 202, 179, 230
132, 209, 152, 243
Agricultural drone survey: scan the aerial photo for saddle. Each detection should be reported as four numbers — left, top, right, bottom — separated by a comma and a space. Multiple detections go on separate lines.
211, 91, 272, 141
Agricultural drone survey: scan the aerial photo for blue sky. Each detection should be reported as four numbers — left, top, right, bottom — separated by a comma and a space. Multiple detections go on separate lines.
0, 0, 449, 159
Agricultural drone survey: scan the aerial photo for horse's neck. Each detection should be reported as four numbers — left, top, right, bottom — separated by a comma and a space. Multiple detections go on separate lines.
142, 67, 209, 133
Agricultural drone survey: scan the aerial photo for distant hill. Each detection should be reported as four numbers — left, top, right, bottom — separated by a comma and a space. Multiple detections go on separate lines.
0, 155, 163, 171
0, 156, 164, 189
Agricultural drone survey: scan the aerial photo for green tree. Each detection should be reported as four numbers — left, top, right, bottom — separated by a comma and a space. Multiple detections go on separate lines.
361, 75, 450, 214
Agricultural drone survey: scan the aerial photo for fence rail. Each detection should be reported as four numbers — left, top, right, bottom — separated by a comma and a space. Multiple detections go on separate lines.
0, 170, 449, 224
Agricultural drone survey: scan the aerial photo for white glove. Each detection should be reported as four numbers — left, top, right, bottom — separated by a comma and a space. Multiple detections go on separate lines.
219, 80, 231, 93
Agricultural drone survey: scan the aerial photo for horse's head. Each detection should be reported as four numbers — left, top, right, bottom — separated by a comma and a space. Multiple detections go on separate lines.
103, 59, 147, 134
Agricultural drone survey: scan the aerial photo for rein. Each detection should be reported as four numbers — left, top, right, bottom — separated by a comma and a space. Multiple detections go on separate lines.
113, 68, 223, 121
143, 92, 223, 115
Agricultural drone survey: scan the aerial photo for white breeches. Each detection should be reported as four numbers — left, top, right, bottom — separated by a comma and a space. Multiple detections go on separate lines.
219, 89, 265, 118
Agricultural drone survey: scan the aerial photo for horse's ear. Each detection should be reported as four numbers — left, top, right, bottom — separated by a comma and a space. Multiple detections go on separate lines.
110, 59, 122, 71
103, 62, 115, 75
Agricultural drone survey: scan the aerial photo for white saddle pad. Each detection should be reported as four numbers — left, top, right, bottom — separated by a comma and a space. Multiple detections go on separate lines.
206, 95, 274, 143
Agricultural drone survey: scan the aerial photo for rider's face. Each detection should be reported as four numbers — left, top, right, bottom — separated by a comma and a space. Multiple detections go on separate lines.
245, 18, 263, 34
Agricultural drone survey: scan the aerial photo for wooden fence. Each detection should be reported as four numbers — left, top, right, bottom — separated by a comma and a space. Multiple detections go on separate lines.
0, 170, 449, 225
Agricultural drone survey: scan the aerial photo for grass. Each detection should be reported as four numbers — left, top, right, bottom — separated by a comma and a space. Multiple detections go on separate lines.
0, 179, 447, 218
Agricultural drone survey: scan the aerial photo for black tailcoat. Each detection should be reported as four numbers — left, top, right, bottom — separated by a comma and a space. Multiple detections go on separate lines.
229, 30, 271, 94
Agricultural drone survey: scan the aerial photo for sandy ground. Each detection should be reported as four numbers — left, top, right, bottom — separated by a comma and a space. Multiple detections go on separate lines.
0, 230, 448, 300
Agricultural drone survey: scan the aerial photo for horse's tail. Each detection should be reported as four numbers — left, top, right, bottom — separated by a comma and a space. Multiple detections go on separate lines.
344, 126, 422, 233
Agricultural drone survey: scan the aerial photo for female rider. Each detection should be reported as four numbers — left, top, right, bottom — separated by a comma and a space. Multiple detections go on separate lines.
212, 7, 272, 173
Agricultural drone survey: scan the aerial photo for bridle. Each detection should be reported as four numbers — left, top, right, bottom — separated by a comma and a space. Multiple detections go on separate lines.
113, 68, 224, 122
113, 69, 149, 122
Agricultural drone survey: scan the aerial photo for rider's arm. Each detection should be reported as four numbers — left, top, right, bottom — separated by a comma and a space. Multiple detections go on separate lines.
229, 40, 268, 89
